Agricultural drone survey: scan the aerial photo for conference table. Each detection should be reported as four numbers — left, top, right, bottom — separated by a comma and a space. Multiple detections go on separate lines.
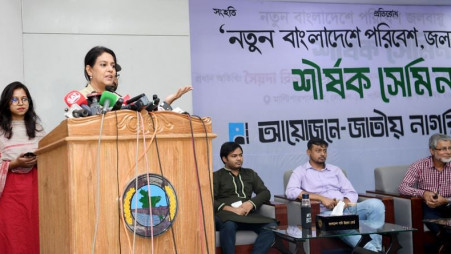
267, 221, 416, 254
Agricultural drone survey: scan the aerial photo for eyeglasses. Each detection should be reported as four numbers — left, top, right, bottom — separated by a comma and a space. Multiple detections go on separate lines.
435, 147, 451, 152
10, 97, 29, 105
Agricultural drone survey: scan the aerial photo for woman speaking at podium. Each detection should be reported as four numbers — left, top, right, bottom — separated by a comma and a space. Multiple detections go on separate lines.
0, 81, 46, 253
79, 46, 119, 97
79, 46, 192, 108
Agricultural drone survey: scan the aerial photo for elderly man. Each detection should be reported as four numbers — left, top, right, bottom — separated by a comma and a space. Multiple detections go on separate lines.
399, 133, 451, 234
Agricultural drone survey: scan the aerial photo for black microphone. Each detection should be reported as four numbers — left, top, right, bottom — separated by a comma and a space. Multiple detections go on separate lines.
64, 104, 89, 118
73, 108, 89, 118
105, 85, 117, 92
146, 94, 160, 112
121, 94, 150, 111
112, 97, 124, 110
126, 93, 145, 105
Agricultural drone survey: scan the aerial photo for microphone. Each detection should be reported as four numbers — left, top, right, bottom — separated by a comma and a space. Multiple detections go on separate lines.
64, 90, 89, 107
80, 104, 93, 116
146, 94, 160, 112
125, 93, 145, 105
87, 93, 102, 115
122, 94, 131, 104
105, 85, 126, 101
64, 90, 91, 118
64, 104, 89, 118
99, 91, 122, 114
121, 94, 150, 111
105, 85, 117, 92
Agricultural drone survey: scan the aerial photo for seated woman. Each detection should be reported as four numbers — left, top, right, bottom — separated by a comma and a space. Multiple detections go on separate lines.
80, 46, 192, 109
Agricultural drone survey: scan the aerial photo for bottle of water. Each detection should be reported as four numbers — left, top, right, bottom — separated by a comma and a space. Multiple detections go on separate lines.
301, 193, 312, 229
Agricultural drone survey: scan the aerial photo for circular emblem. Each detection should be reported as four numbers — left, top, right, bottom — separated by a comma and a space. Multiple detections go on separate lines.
122, 174, 178, 237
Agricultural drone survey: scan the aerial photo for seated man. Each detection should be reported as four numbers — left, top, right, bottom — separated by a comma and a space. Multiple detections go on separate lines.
214, 142, 277, 254
285, 137, 385, 252
399, 133, 451, 234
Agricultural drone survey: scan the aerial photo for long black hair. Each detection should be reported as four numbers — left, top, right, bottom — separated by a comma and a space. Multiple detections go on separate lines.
0, 81, 42, 139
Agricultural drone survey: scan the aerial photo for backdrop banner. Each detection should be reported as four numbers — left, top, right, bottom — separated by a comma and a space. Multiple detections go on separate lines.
189, 0, 451, 194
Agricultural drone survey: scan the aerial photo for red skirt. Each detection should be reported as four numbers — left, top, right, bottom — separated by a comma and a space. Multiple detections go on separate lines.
0, 168, 39, 254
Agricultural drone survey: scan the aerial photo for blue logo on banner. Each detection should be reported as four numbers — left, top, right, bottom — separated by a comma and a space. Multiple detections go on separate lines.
229, 122, 249, 144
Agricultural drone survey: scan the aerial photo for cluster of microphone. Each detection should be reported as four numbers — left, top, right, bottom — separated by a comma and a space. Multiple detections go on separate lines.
64, 90, 160, 118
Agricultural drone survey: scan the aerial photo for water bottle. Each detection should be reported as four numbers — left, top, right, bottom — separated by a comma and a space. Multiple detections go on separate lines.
301, 193, 312, 229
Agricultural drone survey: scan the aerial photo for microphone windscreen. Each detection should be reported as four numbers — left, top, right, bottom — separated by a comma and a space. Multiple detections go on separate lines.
99, 91, 119, 106
64, 90, 88, 107
105, 85, 117, 92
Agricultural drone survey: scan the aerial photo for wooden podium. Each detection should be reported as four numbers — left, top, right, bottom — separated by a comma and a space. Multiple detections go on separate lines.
37, 111, 216, 253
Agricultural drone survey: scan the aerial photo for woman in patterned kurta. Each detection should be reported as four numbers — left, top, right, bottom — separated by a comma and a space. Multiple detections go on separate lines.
0, 82, 46, 254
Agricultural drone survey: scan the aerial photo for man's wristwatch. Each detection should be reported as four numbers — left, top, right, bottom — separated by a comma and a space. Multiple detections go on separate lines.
447, 197, 451, 207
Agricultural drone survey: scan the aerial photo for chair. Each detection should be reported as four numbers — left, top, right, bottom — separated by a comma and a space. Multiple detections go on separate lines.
366, 165, 436, 254
215, 201, 288, 254
274, 169, 395, 254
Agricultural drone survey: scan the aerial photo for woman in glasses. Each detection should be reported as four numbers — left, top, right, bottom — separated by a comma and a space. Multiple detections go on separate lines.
0, 81, 45, 253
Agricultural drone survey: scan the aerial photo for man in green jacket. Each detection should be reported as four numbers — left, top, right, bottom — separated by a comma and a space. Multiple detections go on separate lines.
214, 142, 277, 254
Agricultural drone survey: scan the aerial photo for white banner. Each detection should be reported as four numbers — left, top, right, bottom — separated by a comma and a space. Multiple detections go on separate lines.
189, 0, 451, 194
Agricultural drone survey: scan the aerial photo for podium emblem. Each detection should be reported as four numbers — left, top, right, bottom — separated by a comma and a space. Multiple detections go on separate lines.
122, 174, 178, 237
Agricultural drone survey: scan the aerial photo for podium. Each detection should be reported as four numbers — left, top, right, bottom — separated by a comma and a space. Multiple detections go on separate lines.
37, 111, 216, 253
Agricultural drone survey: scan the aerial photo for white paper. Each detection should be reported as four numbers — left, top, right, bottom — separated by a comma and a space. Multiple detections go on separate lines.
330, 200, 345, 216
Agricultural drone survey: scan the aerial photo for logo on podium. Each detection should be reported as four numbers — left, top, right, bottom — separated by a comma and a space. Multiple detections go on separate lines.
122, 174, 178, 237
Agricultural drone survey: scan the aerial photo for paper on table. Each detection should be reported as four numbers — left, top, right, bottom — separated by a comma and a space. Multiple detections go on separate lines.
330, 200, 346, 216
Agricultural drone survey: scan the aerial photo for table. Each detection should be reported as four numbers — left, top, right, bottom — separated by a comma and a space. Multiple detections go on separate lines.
267, 221, 416, 254
423, 218, 451, 254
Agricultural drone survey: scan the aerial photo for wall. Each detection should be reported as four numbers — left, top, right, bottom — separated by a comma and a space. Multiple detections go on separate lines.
0, 0, 23, 85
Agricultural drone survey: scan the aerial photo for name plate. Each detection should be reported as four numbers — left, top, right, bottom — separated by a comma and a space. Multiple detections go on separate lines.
316, 214, 359, 231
